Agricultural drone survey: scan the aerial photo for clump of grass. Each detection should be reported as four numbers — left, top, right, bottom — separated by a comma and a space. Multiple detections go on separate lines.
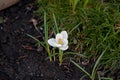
27, 12, 52, 61
34, 0, 120, 79
71, 47, 113, 80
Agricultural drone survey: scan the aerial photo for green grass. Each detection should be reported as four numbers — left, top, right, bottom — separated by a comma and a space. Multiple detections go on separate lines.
34, 0, 120, 79
71, 46, 108, 80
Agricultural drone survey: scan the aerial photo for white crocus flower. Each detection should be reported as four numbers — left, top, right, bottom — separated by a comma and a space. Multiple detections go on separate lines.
48, 31, 68, 50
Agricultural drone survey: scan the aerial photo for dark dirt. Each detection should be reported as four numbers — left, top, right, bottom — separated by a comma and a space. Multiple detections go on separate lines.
0, 0, 87, 80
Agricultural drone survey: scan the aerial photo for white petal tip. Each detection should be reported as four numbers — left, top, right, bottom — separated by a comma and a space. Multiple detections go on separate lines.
59, 45, 68, 51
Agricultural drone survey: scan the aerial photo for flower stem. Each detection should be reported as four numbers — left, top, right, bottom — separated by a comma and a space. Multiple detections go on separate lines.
47, 48, 52, 61
59, 50, 63, 65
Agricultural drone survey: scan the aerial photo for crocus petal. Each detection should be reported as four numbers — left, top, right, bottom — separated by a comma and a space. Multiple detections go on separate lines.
61, 31, 68, 39
59, 45, 68, 51
62, 39, 68, 47
48, 38, 61, 47
56, 33, 62, 43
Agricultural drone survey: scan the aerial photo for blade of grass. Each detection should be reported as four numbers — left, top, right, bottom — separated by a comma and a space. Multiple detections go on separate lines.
71, 60, 91, 78
98, 73, 101, 80
69, 22, 81, 34
44, 12, 52, 61
53, 13, 59, 33
44, 12, 48, 41
80, 75, 87, 80
27, 34, 45, 47
70, 0, 79, 11
97, 30, 110, 48
45, 52, 58, 60
84, 0, 89, 8
91, 47, 108, 79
